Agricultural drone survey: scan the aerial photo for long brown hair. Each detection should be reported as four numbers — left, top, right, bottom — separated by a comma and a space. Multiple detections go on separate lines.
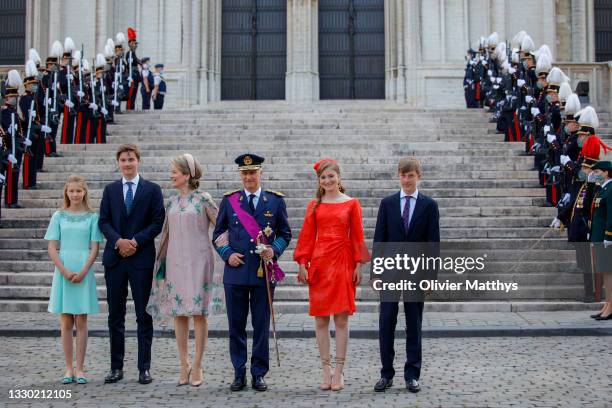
313, 161, 346, 213
62, 175, 93, 211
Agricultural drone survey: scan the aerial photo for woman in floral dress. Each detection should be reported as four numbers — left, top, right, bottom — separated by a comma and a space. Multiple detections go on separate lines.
147, 154, 222, 387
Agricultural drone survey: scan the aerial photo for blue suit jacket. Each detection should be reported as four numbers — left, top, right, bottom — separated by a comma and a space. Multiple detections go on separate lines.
373, 191, 440, 243
212, 189, 292, 286
98, 177, 165, 269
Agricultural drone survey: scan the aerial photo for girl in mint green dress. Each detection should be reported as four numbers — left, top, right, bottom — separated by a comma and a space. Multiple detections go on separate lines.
45, 175, 103, 384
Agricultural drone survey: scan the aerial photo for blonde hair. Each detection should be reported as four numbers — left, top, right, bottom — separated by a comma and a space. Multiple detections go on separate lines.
398, 156, 423, 176
171, 154, 203, 190
313, 161, 345, 213
62, 175, 93, 211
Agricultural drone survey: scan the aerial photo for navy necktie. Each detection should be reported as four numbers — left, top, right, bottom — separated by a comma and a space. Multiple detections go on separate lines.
248, 193, 256, 214
402, 196, 411, 234
125, 182, 134, 215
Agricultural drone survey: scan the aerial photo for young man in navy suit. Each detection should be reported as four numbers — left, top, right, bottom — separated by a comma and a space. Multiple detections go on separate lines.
373, 157, 440, 393
98, 144, 165, 384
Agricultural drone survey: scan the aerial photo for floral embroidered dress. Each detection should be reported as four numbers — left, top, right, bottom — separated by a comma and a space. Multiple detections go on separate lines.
147, 190, 224, 319
293, 198, 371, 316
44, 210, 103, 314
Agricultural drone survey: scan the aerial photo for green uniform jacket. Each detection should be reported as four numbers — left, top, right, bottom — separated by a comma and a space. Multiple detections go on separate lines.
590, 180, 612, 242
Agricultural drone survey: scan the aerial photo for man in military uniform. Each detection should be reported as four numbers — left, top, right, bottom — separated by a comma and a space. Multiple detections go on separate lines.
125, 27, 141, 111
2, 70, 25, 208
212, 153, 292, 392
20, 60, 42, 190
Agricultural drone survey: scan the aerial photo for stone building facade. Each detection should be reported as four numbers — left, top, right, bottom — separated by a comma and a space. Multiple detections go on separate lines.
23, 0, 607, 108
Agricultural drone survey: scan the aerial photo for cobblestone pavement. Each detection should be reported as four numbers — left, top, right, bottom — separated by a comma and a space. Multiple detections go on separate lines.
1, 311, 611, 338
1, 336, 611, 407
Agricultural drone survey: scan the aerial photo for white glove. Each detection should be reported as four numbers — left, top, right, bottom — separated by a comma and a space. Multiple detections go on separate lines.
101, 107, 108, 115
100, 85, 106, 92
29, 110, 36, 119
517, 79, 525, 87
550, 218, 562, 229
550, 165, 560, 173
560, 193, 571, 206
509, 67, 516, 75
111, 100, 120, 107
496, 77, 502, 84
41, 125, 52, 134
604, 240, 612, 248
64, 100, 74, 109
127, 77, 133, 85
254, 243, 268, 254
77, 91, 85, 98
0, 173, 5, 183
119, 84, 124, 90
525, 95, 533, 103
544, 125, 551, 133
493, 85, 500, 90
488, 70, 493, 76
8, 154, 17, 164
45, 97, 52, 106
89, 103, 98, 110
531, 107, 540, 116
11, 123, 19, 133
547, 134, 556, 144
23, 138, 32, 147
560, 155, 571, 166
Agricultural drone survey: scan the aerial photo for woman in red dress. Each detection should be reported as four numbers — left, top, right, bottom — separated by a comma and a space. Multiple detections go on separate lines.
294, 159, 370, 391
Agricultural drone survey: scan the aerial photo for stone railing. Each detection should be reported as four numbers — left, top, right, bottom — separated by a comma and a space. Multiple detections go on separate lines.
555, 62, 611, 112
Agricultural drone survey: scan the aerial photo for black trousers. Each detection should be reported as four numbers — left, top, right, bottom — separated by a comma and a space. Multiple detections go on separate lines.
379, 301, 424, 381
105, 262, 154, 371
224, 284, 274, 379
141, 90, 151, 110
153, 94, 164, 110
4, 151, 22, 206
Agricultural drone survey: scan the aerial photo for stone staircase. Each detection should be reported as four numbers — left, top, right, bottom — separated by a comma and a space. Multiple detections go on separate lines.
1, 101, 611, 313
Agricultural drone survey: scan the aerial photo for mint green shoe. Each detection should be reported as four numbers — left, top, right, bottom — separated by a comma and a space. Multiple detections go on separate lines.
61, 376, 75, 384
76, 377, 87, 384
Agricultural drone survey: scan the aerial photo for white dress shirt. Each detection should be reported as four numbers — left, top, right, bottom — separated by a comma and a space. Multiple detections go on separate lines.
122, 174, 140, 201
244, 187, 262, 209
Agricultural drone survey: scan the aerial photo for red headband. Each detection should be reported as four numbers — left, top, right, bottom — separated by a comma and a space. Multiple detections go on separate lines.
313, 158, 337, 173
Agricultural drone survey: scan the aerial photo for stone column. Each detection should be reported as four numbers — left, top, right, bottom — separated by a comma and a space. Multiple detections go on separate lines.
586, 0, 595, 62
286, 0, 319, 102
570, 0, 588, 62
490, 0, 506, 41
48, 0, 62, 49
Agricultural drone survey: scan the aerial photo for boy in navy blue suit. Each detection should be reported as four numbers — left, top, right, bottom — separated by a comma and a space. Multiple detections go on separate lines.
373, 157, 440, 393
98, 144, 165, 385
213, 153, 292, 392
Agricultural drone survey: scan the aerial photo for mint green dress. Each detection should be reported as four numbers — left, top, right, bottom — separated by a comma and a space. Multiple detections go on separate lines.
45, 211, 103, 314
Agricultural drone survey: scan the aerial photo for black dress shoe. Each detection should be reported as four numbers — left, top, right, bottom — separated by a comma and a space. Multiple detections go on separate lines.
230, 376, 246, 391
8, 204, 23, 209
252, 376, 267, 392
595, 314, 612, 321
591, 313, 602, 319
406, 379, 420, 393
374, 377, 393, 392
138, 370, 153, 384
104, 369, 124, 383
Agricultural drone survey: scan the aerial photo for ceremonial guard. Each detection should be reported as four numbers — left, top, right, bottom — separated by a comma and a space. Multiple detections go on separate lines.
20, 60, 41, 190
212, 153, 292, 392
73, 53, 89, 145
2, 70, 25, 208
91, 54, 109, 144
113, 33, 127, 114
125, 28, 141, 111
104, 41, 116, 124
29, 48, 46, 172
41, 41, 64, 157
59, 37, 76, 145
0, 125, 7, 220
463, 49, 478, 108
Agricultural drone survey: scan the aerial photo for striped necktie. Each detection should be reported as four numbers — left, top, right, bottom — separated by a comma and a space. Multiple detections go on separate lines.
402, 196, 411, 234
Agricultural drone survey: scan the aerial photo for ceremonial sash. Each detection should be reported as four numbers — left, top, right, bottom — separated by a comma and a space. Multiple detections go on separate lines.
228, 193, 285, 282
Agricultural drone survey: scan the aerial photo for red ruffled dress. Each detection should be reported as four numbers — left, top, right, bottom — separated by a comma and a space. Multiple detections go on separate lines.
294, 198, 371, 316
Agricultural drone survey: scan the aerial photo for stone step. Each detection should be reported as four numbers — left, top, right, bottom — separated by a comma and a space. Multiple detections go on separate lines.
0, 284, 584, 302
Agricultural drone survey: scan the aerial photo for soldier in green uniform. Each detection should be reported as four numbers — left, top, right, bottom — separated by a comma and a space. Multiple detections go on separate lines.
589, 161, 612, 320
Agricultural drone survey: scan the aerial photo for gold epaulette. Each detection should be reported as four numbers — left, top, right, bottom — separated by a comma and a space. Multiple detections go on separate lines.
223, 189, 240, 196
266, 189, 285, 197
